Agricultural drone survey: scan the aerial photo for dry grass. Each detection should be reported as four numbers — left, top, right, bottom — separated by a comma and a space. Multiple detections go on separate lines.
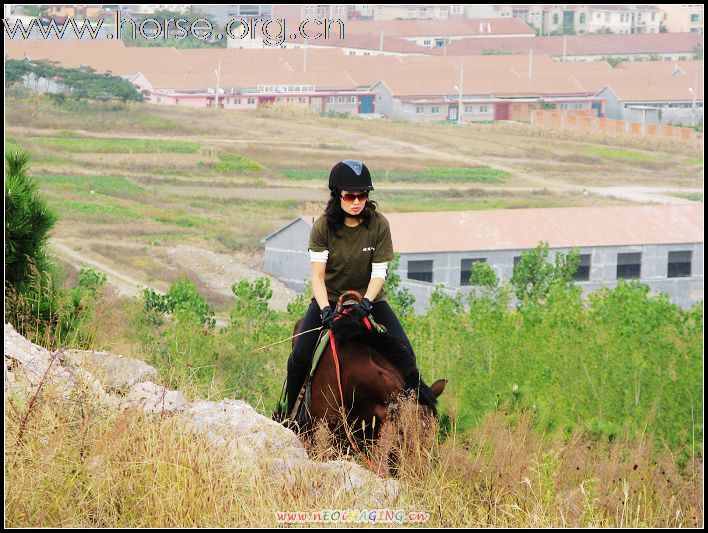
6, 383, 702, 528
5, 378, 702, 528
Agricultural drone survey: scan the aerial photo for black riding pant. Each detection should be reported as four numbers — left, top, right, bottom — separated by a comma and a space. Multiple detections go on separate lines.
286, 298, 416, 413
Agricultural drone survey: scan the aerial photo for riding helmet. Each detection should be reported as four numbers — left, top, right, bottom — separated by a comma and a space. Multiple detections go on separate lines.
328, 160, 374, 192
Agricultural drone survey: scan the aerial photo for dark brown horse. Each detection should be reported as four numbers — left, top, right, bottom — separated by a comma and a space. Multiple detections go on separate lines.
282, 301, 446, 465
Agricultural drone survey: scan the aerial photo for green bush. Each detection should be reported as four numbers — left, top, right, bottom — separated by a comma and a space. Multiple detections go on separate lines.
6, 265, 107, 349
143, 276, 216, 329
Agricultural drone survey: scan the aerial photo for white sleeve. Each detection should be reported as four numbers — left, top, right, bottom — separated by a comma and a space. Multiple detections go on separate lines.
309, 249, 329, 263
371, 261, 388, 280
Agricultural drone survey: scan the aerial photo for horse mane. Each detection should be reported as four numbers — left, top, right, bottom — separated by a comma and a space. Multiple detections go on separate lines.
331, 315, 438, 416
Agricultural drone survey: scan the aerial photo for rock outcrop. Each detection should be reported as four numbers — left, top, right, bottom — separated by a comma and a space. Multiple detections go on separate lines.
4, 323, 399, 507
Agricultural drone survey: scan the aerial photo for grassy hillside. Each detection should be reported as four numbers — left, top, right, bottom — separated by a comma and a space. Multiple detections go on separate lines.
5, 94, 703, 526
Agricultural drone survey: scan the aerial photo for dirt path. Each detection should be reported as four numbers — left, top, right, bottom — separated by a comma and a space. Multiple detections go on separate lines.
50, 240, 297, 328
51, 240, 155, 299
589, 186, 703, 205
157, 245, 296, 311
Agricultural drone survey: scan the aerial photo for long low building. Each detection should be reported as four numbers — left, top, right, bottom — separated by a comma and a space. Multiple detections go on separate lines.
262, 204, 704, 313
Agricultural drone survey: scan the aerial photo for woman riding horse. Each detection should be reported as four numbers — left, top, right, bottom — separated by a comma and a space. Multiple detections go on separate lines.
285, 160, 420, 417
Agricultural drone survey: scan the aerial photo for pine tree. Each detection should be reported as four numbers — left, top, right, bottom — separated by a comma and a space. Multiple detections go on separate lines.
5, 150, 59, 292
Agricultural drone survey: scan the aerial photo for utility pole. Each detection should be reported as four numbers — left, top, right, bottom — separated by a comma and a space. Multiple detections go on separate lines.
214, 60, 221, 108
458, 62, 464, 126
691, 69, 699, 126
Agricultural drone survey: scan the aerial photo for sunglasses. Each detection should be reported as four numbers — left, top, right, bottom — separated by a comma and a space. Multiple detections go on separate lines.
340, 192, 369, 203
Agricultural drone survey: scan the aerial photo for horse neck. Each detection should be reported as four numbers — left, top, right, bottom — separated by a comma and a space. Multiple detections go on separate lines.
339, 344, 406, 404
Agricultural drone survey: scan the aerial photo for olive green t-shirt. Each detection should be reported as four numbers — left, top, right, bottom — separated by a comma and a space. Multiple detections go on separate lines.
309, 210, 395, 303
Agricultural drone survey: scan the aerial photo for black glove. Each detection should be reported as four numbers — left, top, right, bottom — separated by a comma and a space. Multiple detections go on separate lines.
351, 298, 373, 320
320, 306, 335, 329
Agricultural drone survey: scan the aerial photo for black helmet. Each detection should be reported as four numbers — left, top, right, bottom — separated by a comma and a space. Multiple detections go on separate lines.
328, 160, 374, 192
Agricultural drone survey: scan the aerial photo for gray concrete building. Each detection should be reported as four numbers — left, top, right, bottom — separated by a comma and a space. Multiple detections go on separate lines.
262, 205, 704, 313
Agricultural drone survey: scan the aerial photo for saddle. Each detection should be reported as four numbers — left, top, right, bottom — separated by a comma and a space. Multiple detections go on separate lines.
288, 292, 387, 430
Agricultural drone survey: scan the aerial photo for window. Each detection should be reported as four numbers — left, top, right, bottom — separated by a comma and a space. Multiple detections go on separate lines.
408, 260, 433, 283
431, 105, 439, 113
668, 251, 692, 278
651, 12, 656, 22
513, 255, 522, 275
479, 105, 488, 113
464, 104, 474, 113
574, 254, 591, 281
579, 13, 586, 24
451, 5, 462, 14
461, 258, 487, 286
235, 98, 241, 105
247, 98, 255, 104
423, 39, 431, 46
349, 96, 356, 104
337, 96, 345, 103
691, 14, 700, 23
416, 105, 424, 113
617, 252, 641, 279
553, 13, 559, 25
328, 96, 335, 103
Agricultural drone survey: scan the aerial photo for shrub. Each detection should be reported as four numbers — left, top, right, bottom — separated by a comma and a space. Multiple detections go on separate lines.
143, 276, 216, 329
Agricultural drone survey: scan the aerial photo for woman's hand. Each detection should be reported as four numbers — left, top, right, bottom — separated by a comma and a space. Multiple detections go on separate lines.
320, 306, 335, 329
350, 297, 373, 320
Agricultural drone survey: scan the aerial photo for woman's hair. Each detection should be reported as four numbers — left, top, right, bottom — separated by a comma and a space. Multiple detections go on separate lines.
324, 189, 378, 238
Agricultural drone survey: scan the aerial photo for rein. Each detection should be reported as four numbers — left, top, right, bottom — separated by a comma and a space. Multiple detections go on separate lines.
329, 293, 379, 473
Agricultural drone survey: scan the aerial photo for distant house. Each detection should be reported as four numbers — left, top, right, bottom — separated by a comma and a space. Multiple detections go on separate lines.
3, 39, 699, 123
262, 205, 704, 314
369, 55, 609, 122
442, 32, 704, 61
596, 61, 704, 125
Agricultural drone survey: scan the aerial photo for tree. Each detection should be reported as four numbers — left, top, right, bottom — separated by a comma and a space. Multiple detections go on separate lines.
469, 261, 498, 289
511, 242, 580, 309
5, 150, 59, 292
384, 253, 415, 318
30, 59, 60, 93
4, 59, 32, 87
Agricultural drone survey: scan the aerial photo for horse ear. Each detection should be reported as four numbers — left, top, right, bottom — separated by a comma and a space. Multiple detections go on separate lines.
430, 379, 447, 398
